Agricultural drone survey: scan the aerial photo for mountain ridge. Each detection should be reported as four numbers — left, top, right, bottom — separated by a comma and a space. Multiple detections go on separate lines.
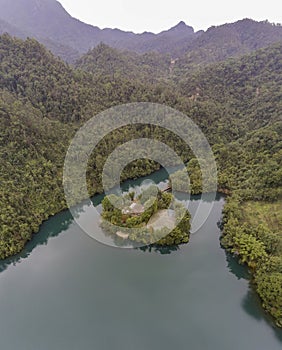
0, 0, 198, 59
0, 0, 281, 65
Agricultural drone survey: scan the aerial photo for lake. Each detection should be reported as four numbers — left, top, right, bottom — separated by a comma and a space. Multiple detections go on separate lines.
0, 168, 281, 350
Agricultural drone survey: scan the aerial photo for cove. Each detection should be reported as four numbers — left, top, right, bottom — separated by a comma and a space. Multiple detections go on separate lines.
0, 168, 281, 350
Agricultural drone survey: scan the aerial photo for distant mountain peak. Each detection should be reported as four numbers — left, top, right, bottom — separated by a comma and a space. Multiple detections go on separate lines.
176, 21, 187, 27
167, 21, 194, 34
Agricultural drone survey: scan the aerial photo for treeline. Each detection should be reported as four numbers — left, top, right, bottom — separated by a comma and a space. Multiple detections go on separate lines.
221, 196, 282, 327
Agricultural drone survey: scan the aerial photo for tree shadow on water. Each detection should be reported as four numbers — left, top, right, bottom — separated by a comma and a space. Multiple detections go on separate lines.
136, 244, 180, 255
0, 210, 73, 274
242, 284, 282, 341
225, 250, 250, 280
224, 249, 282, 340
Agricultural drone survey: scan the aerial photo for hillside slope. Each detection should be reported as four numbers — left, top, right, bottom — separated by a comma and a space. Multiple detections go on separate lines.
174, 19, 282, 70
75, 43, 171, 82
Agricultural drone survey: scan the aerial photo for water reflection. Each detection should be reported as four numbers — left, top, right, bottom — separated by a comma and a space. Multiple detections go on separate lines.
137, 244, 180, 255
242, 283, 282, 342
0, 210, 73, 274
1, 167, 281, 342
0, 169, 170, 273
225, 251, 250, 280
223, 241, 282, 340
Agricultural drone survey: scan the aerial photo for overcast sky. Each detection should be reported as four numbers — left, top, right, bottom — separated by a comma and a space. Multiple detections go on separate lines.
59, 0, 282, 33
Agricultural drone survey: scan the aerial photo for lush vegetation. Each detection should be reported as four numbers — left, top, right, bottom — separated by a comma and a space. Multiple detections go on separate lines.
242, 201, 282, 232
101, 187, 191, 246
0, 34, 191, 259
174, 19, 282, 73
75, 43, 171, 83
0, 26, 281, 327
0, 34, 281, 255
221, 197, 282, 327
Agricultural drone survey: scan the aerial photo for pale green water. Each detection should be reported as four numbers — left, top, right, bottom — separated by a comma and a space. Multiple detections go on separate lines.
0, 168, 281, 350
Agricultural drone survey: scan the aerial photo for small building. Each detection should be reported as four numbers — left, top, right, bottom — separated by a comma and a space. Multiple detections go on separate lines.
122, 202, 145, 216
129, 202, 145, 215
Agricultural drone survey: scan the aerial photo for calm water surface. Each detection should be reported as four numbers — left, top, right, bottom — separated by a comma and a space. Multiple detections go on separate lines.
0, 169, 281, 350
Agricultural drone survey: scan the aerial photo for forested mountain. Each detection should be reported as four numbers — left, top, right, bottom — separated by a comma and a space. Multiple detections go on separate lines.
0, 34, 155, 257
175, 19, 282, 70
75, 43, 171, 82
1, 0, 282, 64
76, 41, 282, 144
0, 0, 105, 52
177, 43, 282, 131
1, 33, 281, 256
0, 0, 198, 60
0, 34, 176, 122
177, 43, 282, 200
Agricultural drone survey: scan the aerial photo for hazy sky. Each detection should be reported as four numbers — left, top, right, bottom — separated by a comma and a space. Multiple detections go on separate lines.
59, 0, 282, 33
